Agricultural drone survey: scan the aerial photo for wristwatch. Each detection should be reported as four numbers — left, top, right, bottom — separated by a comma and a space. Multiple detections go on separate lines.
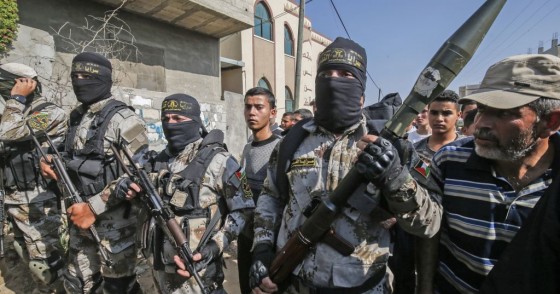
9, 94, 27, 104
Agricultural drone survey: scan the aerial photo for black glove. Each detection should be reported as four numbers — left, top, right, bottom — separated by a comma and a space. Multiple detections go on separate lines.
114, 177, 134, 200
249, 243, 275, 290
194, 239, 221, 272
356, 137, 409, 193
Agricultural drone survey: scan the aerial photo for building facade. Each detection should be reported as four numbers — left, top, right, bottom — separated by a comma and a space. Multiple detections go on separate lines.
2, 0, 252, 152
220, 0, 331, 116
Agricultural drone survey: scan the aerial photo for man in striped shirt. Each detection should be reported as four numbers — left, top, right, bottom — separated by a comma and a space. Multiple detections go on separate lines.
421, 54, 560, 293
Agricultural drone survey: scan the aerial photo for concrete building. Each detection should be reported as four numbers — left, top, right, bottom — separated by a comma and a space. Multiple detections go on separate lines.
2, 0, 252, 153
2, 0, 332, 155
220, 0, 331, 116
458, 84, 481, 98
538, 32, 559, 57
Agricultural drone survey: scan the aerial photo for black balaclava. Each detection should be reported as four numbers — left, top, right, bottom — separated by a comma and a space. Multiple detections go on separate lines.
0, 63, 42, 103
71, 52, 113, 105
315, 37, 367, 133
161, 94, 203, 155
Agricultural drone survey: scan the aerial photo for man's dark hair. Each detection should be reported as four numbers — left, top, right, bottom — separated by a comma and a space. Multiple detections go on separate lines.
282, 112, 294, 118
463, 108, 478, 128
245, 87, 276, 109
460, 99, 477, 111
430, 89, 460, 110
294, 108, 313, 119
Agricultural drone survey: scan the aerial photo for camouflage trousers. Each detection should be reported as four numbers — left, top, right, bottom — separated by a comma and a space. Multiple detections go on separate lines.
7, 197, 65, 292
7, 198, 63, 260
153, 270, 226, 294
285, 276, 389, 294
65, 204, 139, 293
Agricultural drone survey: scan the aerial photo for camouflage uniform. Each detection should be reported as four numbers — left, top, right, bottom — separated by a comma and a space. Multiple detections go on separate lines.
63, 98, 147, 293
0, 96, 67, 290
254, 118, 440, 293
145, 138, 254, 294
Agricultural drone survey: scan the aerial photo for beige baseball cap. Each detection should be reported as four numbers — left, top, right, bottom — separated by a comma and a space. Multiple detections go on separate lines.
460, 54, 560, 109
0, 63, 38, 78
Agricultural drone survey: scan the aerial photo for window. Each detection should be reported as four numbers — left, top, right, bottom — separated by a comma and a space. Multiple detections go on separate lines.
285, 86, 294, 112
255, 2, 272, 40
258, 78, 270, 90
284, 25, 294, 55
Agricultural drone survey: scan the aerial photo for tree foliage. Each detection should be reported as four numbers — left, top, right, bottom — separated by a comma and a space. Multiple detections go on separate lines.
0, 0, 19, 53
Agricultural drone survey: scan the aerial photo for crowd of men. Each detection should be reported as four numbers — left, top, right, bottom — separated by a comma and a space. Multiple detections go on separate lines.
0, 35, 559, 294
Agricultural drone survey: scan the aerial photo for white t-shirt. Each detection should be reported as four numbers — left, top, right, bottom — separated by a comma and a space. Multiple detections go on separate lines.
407, 130, 431, 144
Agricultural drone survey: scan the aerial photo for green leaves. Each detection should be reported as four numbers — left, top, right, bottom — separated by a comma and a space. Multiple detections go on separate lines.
0, 0, 19, 53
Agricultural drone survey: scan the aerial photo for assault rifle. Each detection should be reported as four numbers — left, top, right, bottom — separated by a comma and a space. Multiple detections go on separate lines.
268, 0, 507, 285
26, 123, 114, 267
0, 148, 5, 258
0, 142, 17, 258
110, 141, 209, 294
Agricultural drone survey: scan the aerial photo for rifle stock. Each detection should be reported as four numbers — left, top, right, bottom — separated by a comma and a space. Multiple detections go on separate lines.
26, 124, 114, 268
269, 0, 506, 286
110, 143, 209, 294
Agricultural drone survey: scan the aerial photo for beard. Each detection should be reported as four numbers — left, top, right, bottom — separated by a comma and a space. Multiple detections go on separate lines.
474, 125, 539, 161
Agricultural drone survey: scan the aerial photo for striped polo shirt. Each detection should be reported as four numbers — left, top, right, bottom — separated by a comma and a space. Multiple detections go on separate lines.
430, 134, 560, 293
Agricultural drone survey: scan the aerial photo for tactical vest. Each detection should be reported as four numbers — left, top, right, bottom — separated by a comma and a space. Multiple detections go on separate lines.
1, 102, 54, 191
151, 129, 227, 218
146, 130, 227, 283
64, 99, 130, 198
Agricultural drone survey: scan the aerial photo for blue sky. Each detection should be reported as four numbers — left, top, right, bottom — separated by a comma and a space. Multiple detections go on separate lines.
302, 0, 560, 105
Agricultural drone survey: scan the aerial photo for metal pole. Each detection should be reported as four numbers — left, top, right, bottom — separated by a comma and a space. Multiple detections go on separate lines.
294, 0, 306, 108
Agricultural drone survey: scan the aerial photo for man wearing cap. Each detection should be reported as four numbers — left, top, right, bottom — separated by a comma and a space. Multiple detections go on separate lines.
40, 52, 148, 293
250, 37, 440, 293
0, 63, 68, 292
122, 93, 254, 293
407, 54, 560, 293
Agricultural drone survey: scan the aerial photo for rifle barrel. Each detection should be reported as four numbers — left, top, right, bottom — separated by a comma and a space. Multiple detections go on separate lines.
111, 143, 208, 294
26, 123, 113, 267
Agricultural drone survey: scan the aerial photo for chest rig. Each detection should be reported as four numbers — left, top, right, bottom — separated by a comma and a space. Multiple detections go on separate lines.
146, 130, 227, 276
1, 102, 54, 191
152, 130, 227, 219
64, 99, 130, 198
276, 119, 396, 256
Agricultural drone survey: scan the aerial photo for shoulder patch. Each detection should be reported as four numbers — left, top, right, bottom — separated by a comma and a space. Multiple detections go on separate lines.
414, 159, 431, 178
235, 170, 253, 199
28, 111, 49, 131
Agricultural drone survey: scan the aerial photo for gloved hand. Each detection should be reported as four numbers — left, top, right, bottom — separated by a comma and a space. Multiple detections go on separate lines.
193, 239, 221, 272
114, 177, 141, 200
249, 243, 277, 292
356, 137, 410, 193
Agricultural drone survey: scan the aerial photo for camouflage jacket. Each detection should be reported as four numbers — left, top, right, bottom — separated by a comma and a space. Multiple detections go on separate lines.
0, 97, 67, 204
66, 98, 148, 235
253, 118, 441, 288
148, 139, 255, 273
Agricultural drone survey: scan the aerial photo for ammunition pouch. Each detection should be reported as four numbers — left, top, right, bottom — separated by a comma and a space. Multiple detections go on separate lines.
3, 141, 42, 191
65, 157, 120, 198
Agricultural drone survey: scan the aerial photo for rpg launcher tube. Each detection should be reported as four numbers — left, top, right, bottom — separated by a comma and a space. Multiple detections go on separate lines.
383, 0, 507, 140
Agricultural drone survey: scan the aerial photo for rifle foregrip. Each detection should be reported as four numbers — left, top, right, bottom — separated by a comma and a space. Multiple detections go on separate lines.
270, 229, 312, 285
167, 219, 188, 246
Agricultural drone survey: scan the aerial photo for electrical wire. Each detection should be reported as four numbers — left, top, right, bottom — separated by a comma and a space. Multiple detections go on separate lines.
329, 0, 383, 99
462, 0, 554, 81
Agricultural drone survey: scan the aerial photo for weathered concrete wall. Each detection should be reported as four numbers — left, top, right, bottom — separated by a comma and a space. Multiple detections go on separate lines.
223, 91, 249, 158
1, 0, 252, 151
